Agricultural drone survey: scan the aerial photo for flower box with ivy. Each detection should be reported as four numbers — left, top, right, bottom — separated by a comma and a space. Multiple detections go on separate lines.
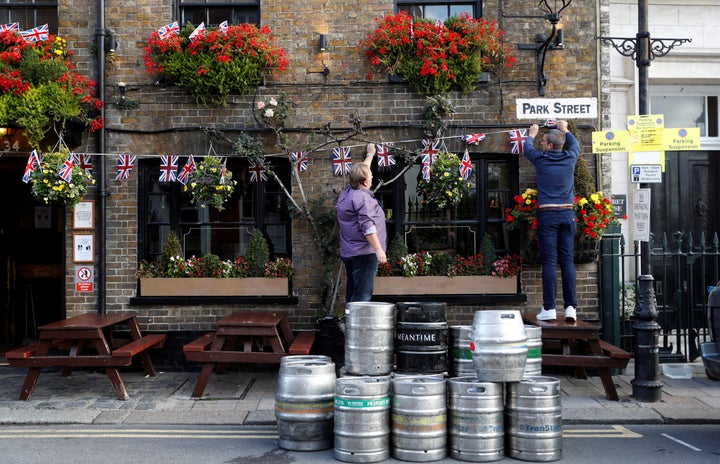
137, 230, 292, 297
505, 188, 618, 263
361, 12, 516, 95
186, 155, 237, 210
374, 250, 520, 295
30, 147, 95, 207
143, 23, 288, 106
0, 31, 104, 148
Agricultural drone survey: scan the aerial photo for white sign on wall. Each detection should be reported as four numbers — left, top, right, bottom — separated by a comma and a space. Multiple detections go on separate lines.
632, 188, 652, 243
516, 98, 598, 119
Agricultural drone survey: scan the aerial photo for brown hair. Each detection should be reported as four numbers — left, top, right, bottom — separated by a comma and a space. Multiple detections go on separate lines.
349, 162, 371, 189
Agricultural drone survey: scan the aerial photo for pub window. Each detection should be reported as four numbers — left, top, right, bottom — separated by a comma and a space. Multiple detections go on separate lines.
138, 157, 291, 263
375, 152, 517, 259
178, 0, 260, 27
0, 0, 58, 32
397, 1, 482, 21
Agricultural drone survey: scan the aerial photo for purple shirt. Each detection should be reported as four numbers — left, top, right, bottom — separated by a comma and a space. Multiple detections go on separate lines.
337, 185, 387, 258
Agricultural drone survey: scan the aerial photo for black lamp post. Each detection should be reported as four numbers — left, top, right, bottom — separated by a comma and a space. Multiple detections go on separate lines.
597, 0, 690, 402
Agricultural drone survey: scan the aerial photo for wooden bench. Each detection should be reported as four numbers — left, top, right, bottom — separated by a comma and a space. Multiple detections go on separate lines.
112, 334, 166, 358
183, 330, 316, 361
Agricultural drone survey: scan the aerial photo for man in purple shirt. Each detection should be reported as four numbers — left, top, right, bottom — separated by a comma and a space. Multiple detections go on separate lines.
522, 120, 580, 322
337, 143, 388, 302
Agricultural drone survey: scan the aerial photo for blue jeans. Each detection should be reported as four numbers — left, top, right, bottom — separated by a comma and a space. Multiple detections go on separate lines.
537, 209, 577, 310
343, 253, 378, 302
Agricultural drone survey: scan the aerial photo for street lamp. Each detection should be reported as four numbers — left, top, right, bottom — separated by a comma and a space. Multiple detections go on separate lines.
596, 0, 690, 402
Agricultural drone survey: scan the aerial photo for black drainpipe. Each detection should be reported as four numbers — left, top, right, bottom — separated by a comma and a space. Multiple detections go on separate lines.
95, 0, 107, 314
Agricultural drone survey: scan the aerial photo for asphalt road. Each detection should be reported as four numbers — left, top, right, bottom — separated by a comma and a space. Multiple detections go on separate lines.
0, 424, 718, 464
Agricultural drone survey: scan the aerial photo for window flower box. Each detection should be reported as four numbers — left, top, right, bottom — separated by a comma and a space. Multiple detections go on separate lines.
373, 275, 518, 296
139, 277, 289, 297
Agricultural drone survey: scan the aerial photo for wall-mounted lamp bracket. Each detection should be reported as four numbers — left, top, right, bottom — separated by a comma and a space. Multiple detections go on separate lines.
517, 0, 572, 96
319, 34, 327, 52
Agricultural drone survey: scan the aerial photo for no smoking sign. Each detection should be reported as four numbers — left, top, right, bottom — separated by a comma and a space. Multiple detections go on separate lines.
74, 265, 94, 292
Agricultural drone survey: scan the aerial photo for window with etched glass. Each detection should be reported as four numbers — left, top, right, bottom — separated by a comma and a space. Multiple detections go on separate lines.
178, 0, 259, 27
138, 157, 290, 263
0, 0, 58, 32
397, 1, 482, 21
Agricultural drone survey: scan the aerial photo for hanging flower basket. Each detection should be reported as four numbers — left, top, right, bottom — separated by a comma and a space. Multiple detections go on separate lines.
0, 31, 104, 147
29, 147, 94, 207
417, 151, 470, 209
361, 12, 516, 94
143, 23, 288, 106
186, 156, 237, 210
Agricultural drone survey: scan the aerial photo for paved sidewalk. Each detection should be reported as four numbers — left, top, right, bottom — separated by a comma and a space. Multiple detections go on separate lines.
0, 362, 718, 426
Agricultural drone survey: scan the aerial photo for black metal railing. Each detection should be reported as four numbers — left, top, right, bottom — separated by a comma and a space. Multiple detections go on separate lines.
601, 229, 720, 362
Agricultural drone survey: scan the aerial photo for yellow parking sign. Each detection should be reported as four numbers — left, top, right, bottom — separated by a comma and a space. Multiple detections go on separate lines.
663, 127, 701, 150
592, 130, 630, 153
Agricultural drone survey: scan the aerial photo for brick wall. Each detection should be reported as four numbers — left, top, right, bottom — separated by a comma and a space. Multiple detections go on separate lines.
58, 0, 602, 330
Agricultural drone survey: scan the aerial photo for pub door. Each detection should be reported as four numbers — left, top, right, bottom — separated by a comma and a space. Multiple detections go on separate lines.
0, 157, 65, 346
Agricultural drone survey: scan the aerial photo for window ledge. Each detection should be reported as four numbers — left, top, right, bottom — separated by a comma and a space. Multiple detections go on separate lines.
129, 296, 299, 306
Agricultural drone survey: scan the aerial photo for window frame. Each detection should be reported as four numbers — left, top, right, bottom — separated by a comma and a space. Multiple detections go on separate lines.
176, 0, 260, 27
0, 0, 58, 33
396, 0, 483, 20
650, 85, 720, 150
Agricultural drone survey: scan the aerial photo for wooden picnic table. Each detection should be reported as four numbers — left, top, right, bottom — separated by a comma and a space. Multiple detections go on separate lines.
523, 314, 631, 401
183, 311, 316, 398
6, 312, 165, 401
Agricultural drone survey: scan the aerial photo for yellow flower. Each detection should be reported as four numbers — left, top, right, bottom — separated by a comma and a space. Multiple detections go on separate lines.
590, 193, 600, 203
443, 172, 449, 177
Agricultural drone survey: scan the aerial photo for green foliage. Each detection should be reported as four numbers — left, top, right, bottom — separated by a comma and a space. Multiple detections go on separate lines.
422, 95, 455, 139
162, 232, 183, 264
386, 234, 408, 265
429, 251, 454, 276
200, 253, 223, 277
479, 233, 497, 275
417, 151, 470, 209
246, 229, 270, 277
186, 155, 237, 210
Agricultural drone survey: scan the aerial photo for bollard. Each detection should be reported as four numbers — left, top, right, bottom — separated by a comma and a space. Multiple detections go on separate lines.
631, 274, 663, 402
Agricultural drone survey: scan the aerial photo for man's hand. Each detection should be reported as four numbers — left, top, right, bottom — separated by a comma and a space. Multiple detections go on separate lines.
557, 120, 569, 133
528, 124, 540, 138
366, 143, 376, 156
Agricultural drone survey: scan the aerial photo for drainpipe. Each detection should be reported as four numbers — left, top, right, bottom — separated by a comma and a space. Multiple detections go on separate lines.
95, 0, 107, 314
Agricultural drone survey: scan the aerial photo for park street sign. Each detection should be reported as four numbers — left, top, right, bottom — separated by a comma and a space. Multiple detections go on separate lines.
516, 98, 597, 119
630, 165, 662, 183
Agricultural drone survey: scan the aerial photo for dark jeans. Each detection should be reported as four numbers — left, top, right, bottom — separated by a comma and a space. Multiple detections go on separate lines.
537, 209, 577, 310
342, 253, 379, 302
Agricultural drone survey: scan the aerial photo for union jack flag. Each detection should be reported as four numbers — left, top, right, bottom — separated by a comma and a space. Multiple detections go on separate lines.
177, 155, 196, 185
462, 133, 486, 145
58, 152, 75, 182
115, 154, 137, 180
188, 22, 205, 42
291, 151, 308, 173
159, 155, 178, 182
459, 149, 473, 180
543, 119, 558, 128
74, 153, 93, 177
20, 24, 49, 43
21, 149, 41, 184
332, 147, 352, 176
508, 129, 528, 155
376, 144, 396, 171
421, 159, 431, 181
1, 23, 19, 32
218, 21, 228, 34
421, 139, 441, 165
219, 158, 227, 184
157, 21, 180, 40
248, 162, 267, 182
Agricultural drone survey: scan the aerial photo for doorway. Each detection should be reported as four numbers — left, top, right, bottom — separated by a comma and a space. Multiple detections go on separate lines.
0, 156, 65, 346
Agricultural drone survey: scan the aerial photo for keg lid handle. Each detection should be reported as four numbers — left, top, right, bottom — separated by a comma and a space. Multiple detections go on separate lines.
342, 387, 361, 395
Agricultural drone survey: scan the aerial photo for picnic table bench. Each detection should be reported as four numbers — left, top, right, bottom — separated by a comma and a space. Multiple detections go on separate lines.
523, 314, 631, 401
6, 312, 165, 400
183, 311, 317, 397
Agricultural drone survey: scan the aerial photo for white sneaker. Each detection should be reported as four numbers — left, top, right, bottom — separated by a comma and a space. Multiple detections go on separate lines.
537, 308, 557, 321
565, 306, 577, 322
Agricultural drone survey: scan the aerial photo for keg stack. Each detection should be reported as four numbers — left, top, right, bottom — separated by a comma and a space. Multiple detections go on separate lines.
458, 309, 561, 462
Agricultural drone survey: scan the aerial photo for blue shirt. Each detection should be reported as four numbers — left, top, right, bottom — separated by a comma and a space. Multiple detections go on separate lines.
337, 185, 387, 258
522, 132, 580, 206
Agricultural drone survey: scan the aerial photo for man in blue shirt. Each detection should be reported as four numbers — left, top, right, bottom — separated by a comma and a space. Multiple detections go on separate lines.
337, 144, 388, 302
522, 120, 580, 322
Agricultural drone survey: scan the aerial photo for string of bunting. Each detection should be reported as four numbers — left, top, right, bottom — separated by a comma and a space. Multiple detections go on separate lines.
16, 120, 560, 185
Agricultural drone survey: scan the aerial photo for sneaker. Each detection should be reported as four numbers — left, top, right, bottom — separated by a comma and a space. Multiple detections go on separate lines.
537, 307, 557, 321
564, 306, 577, 322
